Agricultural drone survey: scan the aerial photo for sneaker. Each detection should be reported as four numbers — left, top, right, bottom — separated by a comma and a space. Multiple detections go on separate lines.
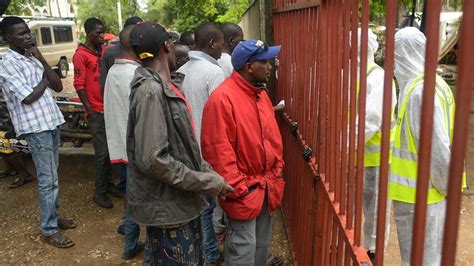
121, 241, 145, 260
107, 185, 125, 198
93, 194, 113, 209
117, 223, 125, 235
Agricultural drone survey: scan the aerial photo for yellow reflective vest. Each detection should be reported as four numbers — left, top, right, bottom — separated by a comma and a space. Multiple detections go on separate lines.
389, 74, 467, 204
356, 64, 397, 167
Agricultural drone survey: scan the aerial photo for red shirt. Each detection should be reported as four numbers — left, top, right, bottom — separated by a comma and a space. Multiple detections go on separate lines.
201, 72, 285, 221
73, 44, 105, 114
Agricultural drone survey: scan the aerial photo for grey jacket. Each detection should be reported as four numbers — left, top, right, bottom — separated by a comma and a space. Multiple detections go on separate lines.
126, 67, 226, 226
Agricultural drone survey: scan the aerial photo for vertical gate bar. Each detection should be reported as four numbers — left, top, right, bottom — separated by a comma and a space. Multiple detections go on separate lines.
325, 210, 334, 265
441, 1, 474, 264
354, 0, 369, 246
375, 0, 397, 264
309, 7, 318, 264
347, 0, 358, 231
320, 197, 330, 265
339, 0, 351, 216
345, 241, 352, 266
336, 228, 344, 266
410, 1, 442, 265
334, 0, 344, 207
314, 181, 325, 265
331, 216, 338, 265
319, 0, 328, 177
331, 0, 338, 195
318, 1, 330, 261
327, 0, 335, 193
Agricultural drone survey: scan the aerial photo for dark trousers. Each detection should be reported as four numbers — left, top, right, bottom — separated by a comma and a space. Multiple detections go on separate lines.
88, 113, 112, 195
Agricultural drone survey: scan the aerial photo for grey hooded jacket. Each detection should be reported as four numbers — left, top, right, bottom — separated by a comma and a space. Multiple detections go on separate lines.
126, 67, 226, 226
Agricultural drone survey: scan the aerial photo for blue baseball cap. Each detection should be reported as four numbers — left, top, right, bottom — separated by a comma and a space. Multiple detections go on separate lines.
231, 39, 281, 70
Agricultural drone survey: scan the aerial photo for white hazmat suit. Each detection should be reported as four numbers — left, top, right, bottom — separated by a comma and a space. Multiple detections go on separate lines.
392, 27, 452, 266
357, 28, 397, 255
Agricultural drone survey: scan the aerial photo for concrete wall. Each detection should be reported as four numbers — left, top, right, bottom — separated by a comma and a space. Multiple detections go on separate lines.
237, 0, 274, 44
238, 1, 262, 40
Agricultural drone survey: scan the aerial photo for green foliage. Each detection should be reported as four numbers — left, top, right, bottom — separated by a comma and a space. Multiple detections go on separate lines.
3, 0, 46, 16
77, 0, 140, 35
216, 0, 251, 24
145, 0, 251, 32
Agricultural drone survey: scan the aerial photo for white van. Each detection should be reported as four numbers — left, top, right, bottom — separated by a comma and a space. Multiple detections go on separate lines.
0, 16, 77, 78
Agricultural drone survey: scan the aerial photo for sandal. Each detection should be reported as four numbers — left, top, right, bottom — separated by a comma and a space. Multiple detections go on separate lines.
268, 254, 284, 266
8, 176, 34, 188
40, 232, 75, 248
0, 170, 18, 178
58, 218, 77, 230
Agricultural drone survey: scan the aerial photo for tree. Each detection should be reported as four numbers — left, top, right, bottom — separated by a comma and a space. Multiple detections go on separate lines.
145, 0, 251, 32
77, 0, 140, 35
3, 0, 46, 15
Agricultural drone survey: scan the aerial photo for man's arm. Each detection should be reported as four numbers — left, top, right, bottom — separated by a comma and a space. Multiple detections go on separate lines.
364, 70, 384, 142
201, 95, 260, 199
132, 80, 230, 196
73, 52, 94, 114
22, 75, 49, 105
409, 86, 451, 195
1, 60, 49, 105
207, 68, 225, 95
77, 90, 94, 114
26, 46, 62, 92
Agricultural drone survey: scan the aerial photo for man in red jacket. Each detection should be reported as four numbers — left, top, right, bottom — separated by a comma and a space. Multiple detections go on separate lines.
73, 18, 120, 209
201, 39, 285, 265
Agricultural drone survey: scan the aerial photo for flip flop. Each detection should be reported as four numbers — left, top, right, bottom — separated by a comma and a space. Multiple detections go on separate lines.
40, 232, 75, 248
0, 170, 18, 178
268, 254, 284, 266
58, 218, 77, 230
8, 177, 33, 188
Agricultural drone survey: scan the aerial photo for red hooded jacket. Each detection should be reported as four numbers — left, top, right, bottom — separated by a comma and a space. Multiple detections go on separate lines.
201, 72, 285, 221
73, 44, 105, 114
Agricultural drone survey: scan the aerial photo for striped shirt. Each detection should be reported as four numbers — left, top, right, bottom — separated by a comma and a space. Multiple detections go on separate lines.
0, 49, 64, 136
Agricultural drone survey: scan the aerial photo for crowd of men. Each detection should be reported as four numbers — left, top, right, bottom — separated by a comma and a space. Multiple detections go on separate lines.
0, 12, 463, 266
0, 15, 285, 265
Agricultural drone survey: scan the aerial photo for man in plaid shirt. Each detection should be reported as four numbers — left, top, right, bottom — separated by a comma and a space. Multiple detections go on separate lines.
0, 16, 76, 248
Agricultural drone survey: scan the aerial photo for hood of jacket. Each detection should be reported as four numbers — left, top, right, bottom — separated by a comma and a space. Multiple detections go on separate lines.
394, 27, 426, 97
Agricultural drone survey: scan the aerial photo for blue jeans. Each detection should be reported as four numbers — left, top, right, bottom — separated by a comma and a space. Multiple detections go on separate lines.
25, 128, 60, 236
145, 219, 203, 265
114, 163, 141, 257
201, 196, 221, 263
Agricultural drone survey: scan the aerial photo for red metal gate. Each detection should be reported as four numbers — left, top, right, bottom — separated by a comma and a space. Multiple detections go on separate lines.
272, 0, 474, 265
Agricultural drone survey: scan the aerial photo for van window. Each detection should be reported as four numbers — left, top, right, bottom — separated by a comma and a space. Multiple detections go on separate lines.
41, 27, 53, 45
53, 26, 73, 43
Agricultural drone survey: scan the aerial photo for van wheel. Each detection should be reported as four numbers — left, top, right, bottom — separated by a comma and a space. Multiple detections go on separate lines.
56, 59, 68, 78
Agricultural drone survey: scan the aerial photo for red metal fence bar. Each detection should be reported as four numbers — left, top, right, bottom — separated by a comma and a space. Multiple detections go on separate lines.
375, 0, 397, 264
441, 1, 474, 265
273, 0, 471, 265
410, 1, 443, 265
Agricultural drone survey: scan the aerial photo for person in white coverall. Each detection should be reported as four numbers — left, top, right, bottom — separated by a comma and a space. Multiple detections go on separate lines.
390, 27, 466, 266
357, 28, 397, 261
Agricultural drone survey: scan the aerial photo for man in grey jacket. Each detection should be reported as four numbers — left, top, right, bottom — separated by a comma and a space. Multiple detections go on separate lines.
127, 22, 233, 265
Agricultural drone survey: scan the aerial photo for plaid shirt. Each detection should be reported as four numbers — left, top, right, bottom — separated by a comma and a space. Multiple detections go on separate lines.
0, 49, 64, 136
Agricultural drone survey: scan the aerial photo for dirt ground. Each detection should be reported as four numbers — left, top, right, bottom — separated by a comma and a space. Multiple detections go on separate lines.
0, 68, 472, 265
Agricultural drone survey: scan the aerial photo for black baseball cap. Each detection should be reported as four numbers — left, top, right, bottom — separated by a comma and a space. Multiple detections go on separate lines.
124, 16, 143, 28
129, 22, 171, 60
